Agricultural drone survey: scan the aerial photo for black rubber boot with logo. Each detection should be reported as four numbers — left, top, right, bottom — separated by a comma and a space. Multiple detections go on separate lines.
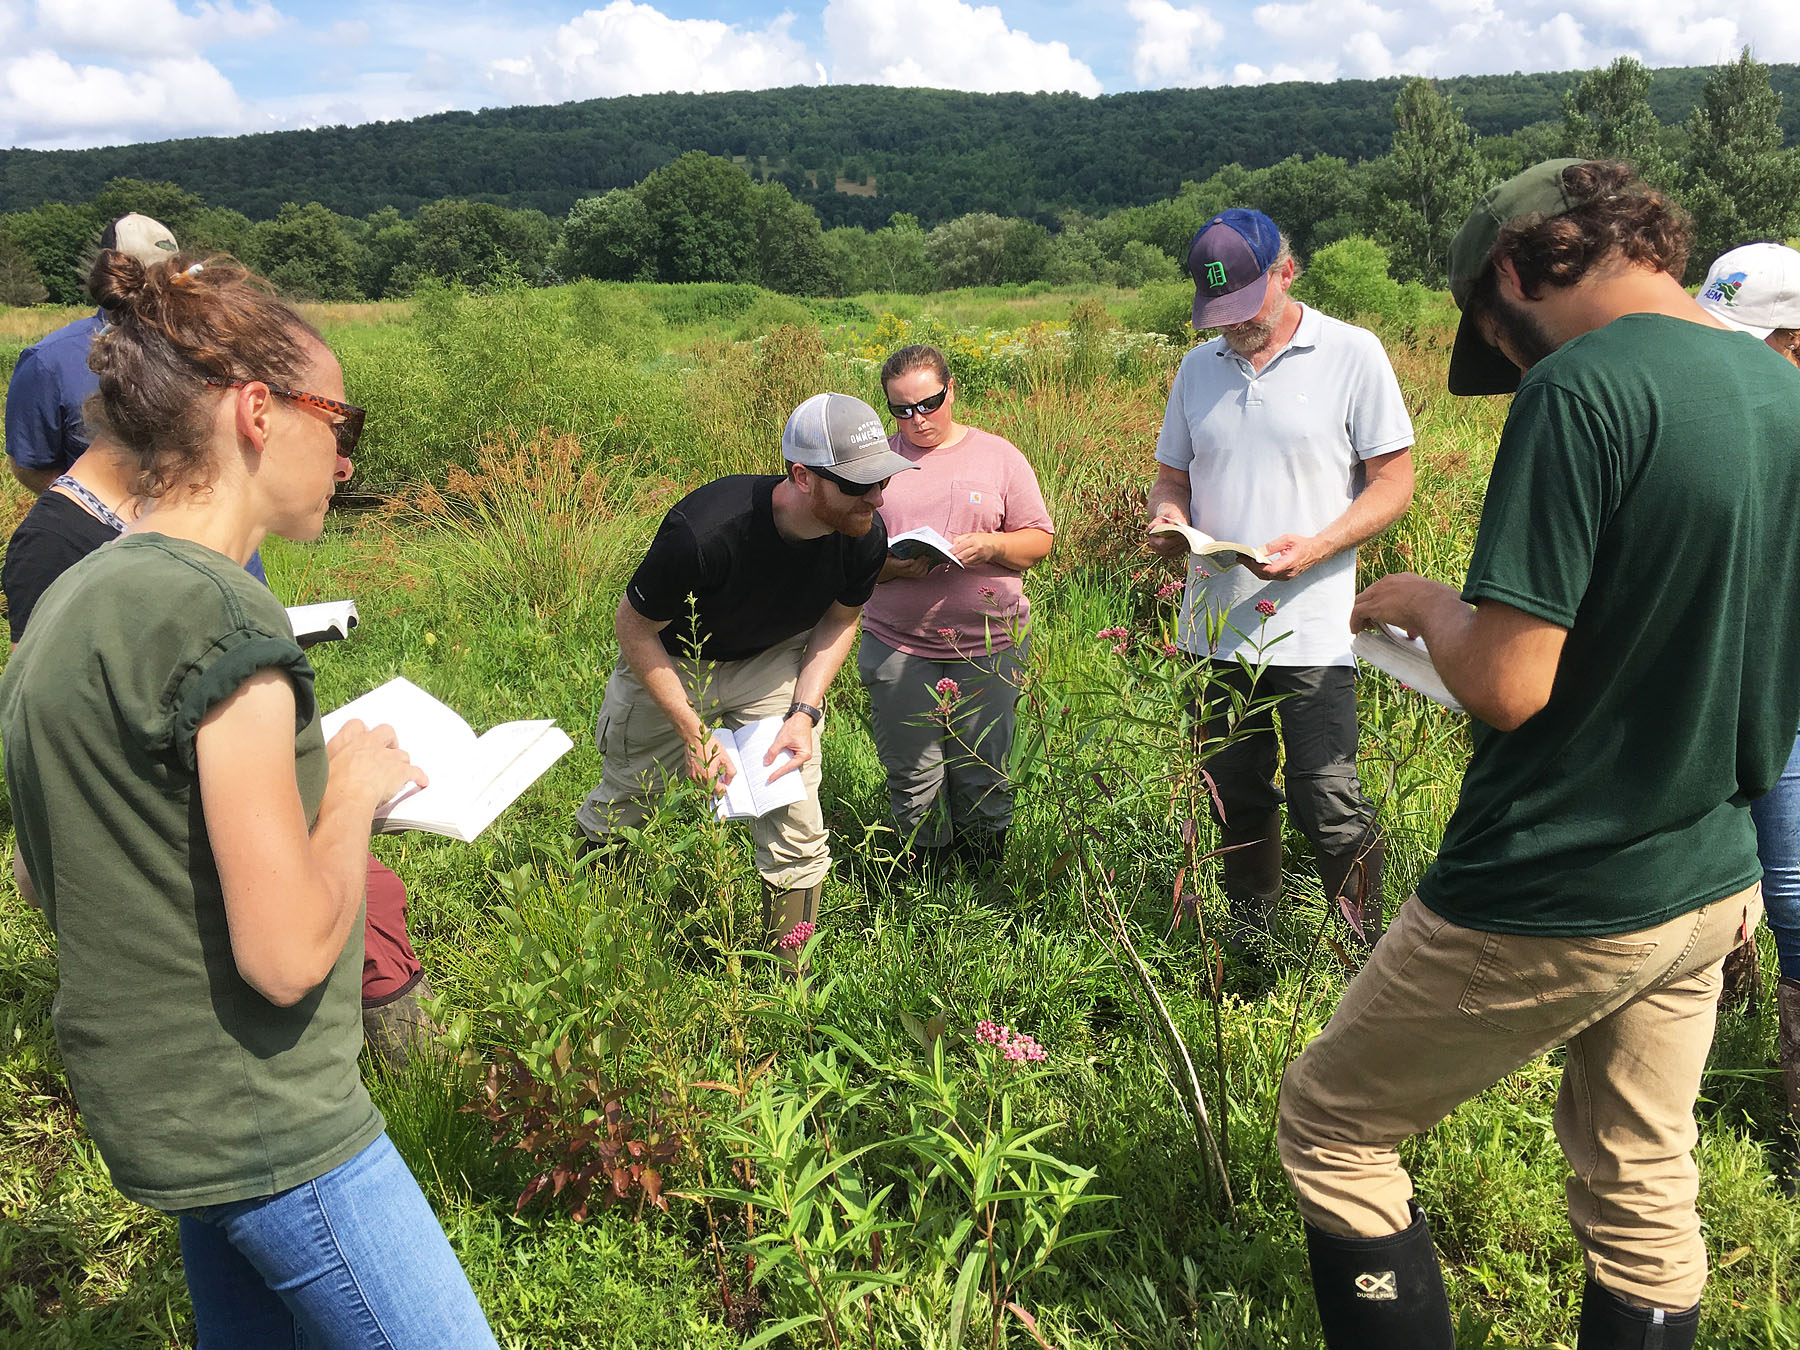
1303, 1204, 1455, 1349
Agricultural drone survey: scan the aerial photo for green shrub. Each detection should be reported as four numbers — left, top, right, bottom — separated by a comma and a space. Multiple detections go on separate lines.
564, 280, 668, 363
1120, 280, 1195, 344
730, 292, 813, 341
639, 282, 763, 326
1294, 236, 1425, 331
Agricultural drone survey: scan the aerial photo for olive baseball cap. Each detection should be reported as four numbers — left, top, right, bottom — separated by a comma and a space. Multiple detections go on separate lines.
1446, 158, 1585, 397
780, 392, 918, 484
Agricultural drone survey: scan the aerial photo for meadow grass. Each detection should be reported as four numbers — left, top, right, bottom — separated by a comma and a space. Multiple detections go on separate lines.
0, 283, 1796, 1349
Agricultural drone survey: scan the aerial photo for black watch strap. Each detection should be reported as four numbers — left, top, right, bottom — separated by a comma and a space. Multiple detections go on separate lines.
787, 701, 824, 727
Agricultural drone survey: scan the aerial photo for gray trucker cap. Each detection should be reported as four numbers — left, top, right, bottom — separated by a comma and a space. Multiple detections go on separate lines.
780, 392, 918, 484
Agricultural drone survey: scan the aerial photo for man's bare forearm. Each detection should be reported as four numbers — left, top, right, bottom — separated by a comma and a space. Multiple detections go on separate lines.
615, 602, 705, 745
792, 605, 862, 709
1317, 451, 1414, 558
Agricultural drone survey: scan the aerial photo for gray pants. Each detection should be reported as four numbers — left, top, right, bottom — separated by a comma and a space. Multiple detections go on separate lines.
575, 636, 829, 890
857, 632, 1024, 849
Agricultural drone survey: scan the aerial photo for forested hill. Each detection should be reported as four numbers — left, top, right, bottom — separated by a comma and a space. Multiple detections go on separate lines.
5, 64, 1798, 228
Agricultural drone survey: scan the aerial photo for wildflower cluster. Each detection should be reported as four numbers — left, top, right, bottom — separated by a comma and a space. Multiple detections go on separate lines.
776, 921, 816, 953
1155, 578, 1186, 602
1255, 599, 1279, 618
975, 1020, 1049, 1065
1097, 626, 1131, 655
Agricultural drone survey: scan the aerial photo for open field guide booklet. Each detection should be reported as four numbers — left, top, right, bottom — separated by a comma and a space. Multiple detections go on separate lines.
286, 599, 359, 646
321, 677, 574, 841
1148, 522, 1272, 568
711, 716, 808, 822
887, 526, 963, 568
1352, 625, 1464, 711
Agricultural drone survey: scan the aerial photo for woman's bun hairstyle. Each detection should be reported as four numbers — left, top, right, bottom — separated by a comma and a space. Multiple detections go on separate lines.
82, 252, 325, 500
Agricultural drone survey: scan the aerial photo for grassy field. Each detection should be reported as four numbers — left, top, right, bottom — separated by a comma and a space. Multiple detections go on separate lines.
0, 281, 1796, 1349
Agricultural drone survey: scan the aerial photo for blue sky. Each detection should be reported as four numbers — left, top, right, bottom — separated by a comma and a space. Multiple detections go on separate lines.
2, 0, 1795, 151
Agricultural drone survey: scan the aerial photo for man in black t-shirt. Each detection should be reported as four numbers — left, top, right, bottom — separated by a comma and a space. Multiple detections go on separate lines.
1276, 162, 1800, 1349
575, 393, 915, 952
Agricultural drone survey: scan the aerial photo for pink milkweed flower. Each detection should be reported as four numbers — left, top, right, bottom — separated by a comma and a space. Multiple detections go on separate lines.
935, 677, 961, 700
1255, 599, 1278, 618
1161, 641, 1180, 658
1196, 569, 1212, 581
1156, 579, 1186, 601
937, 627, 959, 640
978, 585, 998, 601
975, 1019, 1049, 1065
776, 921, 816, 952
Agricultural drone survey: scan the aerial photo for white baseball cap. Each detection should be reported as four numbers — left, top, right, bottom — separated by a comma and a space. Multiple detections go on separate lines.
780, 392, 917, 484
1696, 243, 1800, 339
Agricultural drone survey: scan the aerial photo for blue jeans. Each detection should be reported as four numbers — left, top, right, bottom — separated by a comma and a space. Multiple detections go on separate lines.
1751, 731, 1800, 980
178, 1133, 496, 1349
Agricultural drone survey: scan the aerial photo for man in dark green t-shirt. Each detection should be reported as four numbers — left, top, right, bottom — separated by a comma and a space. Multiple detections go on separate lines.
1275, 160, 1800, 1349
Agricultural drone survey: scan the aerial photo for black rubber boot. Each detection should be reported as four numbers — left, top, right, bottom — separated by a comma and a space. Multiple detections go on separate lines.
951, 828, 1008, 874
1780, 976, 1800, 1134
1319, 833, 1386, 949
1219, 810, 1283, 952
762, 881, 821, 968
1304, 1205, 1455, 1349
1576, 1277, 1699, 1349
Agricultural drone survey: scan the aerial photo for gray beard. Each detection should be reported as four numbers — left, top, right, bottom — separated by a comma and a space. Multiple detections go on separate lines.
1222, 298, 1288, 356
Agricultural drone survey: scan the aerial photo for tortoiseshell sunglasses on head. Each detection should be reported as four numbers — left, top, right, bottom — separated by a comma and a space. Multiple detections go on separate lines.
205, 377, 366, 460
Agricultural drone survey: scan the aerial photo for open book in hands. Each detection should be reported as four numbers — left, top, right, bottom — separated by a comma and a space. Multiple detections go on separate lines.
286, 600, 359, 647
1351, 624, 1464, 712
1148, 521, 1273, 569
709, 715, 808, 821
887, 526, 964, 569
321, 677, 575, 841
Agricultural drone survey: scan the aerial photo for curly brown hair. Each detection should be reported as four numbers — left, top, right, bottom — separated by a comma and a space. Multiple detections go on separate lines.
1493, 160, 1690, 299
84, 250, 323, 500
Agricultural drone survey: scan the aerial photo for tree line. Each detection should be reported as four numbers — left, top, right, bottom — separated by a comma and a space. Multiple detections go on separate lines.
2, 51, 1795, 309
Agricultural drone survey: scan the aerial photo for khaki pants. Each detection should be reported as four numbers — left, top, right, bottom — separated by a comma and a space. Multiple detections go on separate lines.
1277, 886, 1762, 1311
574, 636, 829, 890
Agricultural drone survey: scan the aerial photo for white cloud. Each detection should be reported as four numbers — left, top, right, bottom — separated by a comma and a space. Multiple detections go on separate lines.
1, 48, 246, 146
1126, 0, 1225, 86
32, 0, 282, 56
823, 0, 1102, 95
487, 1, 816, 101
1128, 0, 1800, 86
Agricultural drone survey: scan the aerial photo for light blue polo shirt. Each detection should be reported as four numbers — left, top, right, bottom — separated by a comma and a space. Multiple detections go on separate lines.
1154, 304, 1413, 666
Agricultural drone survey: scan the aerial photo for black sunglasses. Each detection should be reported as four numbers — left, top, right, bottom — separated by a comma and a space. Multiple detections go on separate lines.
205, 376, 366, 460
809, 465, 890, 497
886, 386, 948, 420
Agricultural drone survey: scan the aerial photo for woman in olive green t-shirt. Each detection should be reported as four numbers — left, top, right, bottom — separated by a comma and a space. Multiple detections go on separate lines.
0, 250, 496, 1345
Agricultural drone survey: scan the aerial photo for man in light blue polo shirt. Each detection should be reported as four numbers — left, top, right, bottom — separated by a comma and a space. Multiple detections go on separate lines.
1147, 208, 1414, 952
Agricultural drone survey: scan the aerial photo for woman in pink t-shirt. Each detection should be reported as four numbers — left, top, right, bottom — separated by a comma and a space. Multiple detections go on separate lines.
858, 344, 1054, 873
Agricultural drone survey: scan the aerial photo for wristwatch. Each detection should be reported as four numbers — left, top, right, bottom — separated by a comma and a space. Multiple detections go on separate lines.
787, 701, 824, 727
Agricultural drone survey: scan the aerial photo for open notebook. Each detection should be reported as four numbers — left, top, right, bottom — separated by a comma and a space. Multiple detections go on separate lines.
321, 677, 574, 841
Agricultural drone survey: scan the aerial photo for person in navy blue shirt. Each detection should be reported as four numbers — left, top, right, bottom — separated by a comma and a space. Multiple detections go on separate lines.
6, 214, 264, 583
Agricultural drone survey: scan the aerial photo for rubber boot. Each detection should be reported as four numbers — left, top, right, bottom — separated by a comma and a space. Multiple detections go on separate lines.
1779, 976, 1800, 1133
1576, 1276, 1699, 1350
1319, 833, 1387, 950
362, 975, 446, 1069
762, 881, 821, 968
951, 828, 1008, 874
1219, 810, 1283, 954
1303, 1204, 1455, 1349
1716, 938, 1762, 1013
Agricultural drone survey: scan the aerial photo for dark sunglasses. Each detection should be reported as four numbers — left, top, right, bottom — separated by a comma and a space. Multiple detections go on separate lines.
809, 465, 889, 497
206, 377, 366, 460
886, 386, 948, 420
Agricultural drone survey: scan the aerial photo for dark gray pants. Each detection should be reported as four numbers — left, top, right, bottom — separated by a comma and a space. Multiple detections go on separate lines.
1198, 661, 1377, 854
858, 633, 1024, 849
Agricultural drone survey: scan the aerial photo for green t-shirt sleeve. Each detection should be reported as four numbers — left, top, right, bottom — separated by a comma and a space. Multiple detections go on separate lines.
168, 627, 318, 773
1461, 379, 1617, 629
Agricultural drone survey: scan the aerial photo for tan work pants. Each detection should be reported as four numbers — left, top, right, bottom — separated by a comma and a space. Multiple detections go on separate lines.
1278, 886, 1761, 1311
574, 636, 829, 890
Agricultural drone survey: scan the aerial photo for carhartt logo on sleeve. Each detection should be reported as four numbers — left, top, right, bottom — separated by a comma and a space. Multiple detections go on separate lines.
1354, 1270, 1398, 1301
1205, 261, 1228, 289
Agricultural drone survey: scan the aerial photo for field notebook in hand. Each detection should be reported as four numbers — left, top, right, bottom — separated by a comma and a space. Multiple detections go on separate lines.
887, 526, 963, 569
286, 599, 359, 646
1351, 624, 1464, 712
321, 677, 575, 841
711, 716, 808, 821
1148, 522, 1272, 568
